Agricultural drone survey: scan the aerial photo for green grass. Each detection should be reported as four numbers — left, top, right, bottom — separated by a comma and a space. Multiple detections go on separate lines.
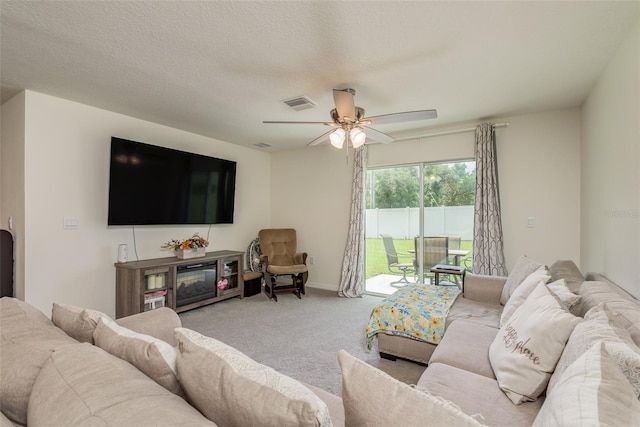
365, 238, 473, 279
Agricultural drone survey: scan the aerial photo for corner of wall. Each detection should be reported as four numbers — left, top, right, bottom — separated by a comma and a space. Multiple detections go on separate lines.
1, 90, 27, 300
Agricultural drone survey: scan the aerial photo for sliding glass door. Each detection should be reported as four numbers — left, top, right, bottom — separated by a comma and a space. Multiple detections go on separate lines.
365, 161, 475, 295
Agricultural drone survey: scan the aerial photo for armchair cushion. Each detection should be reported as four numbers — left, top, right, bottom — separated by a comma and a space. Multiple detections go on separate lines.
267, 264, 308, 275
259, 229, 305, 266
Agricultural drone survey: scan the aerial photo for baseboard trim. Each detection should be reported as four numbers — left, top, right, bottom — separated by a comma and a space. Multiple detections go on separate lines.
306, 282, 339, 292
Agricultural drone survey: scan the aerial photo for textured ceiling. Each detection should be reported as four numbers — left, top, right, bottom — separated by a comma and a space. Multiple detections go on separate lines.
1, 1, 638, 151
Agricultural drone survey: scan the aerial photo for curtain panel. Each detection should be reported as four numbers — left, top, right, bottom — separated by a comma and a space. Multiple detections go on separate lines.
338, 145, 367, 297
473, 123, 508, 276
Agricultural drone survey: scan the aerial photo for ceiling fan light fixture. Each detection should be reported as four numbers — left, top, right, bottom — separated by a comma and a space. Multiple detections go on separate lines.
330, 128, 346, 149
350, 128, 366, 148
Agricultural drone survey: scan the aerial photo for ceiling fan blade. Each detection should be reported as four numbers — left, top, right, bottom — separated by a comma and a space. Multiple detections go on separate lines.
364, 109, 438, 126
307, 129, 334, 147
362, 126, 395, 144
333, 89, 356, 121
263, 121, 335, 125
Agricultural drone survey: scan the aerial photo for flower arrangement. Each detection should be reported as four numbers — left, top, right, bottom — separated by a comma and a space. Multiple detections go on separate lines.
161, 233, 210, 251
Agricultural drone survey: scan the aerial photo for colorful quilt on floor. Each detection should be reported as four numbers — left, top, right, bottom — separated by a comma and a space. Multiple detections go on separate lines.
366, 284, 461, 350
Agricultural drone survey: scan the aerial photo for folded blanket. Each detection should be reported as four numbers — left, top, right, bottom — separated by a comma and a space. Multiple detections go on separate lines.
366, 284, 461, 349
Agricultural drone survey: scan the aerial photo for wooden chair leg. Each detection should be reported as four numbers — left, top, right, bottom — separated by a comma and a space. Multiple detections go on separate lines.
263, 272, 278, 301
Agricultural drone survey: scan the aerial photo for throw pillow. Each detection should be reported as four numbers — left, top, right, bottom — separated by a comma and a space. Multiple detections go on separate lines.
93, 317, 184, 397
609, 309, 640, 348
548, 303, 640, 398
337, 350, 485, 427
489, 282, 581, 404
499, 266, 551, 326
500, 255, 543, 305
174, 328, 332, 427
547, 279, 582, 315
532, 343, 640, 426
51, 302, 110, 343
548, 259, 584, 293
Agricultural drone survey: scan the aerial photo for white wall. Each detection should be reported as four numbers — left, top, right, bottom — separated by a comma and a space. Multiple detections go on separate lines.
269, 146, 353, 290
497, 109, 582, 270
3, 91, 271, 316
271, 108, 582, 290
582, 20, 639, 297
0, 92, 26, 299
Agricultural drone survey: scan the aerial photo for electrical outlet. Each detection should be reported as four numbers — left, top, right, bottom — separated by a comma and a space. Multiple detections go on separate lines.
308, 256, 315, 265
527, 217, 535, 228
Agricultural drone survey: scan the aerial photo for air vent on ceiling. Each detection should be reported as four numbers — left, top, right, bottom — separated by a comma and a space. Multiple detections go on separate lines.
254, 142, 272, 148
282, 95, 317, 111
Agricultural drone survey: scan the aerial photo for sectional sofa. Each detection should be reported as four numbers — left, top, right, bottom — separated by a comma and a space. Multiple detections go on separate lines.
362, 258, 640, 426
0, 298, 343, 426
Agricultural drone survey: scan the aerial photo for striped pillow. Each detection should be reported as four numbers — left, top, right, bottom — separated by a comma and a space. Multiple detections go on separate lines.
533, 343, 640, 426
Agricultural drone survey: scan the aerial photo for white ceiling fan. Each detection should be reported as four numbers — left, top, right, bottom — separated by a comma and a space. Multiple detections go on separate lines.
264, 88, 438, 148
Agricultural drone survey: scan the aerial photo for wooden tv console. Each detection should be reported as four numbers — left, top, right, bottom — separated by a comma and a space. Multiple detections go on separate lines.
115, 250, 244, 318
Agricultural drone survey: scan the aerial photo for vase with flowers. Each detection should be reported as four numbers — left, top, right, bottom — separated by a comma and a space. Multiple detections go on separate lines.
162, 233, 210, 259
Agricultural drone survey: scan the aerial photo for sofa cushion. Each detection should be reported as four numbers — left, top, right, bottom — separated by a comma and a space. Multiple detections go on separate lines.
0, 298, 78, 426
0, 297, 52, 327
548, 303, 640, 398
28, 343, 214, 426
175, 328, 332, 427
533, 343, 640, 426
429, 320, 498, 379
489, 282, 581, 404
417, 362, 543, 427
338, 351, 486, 427
93, 317, 184, 397
578, 280, 640, 337
499, 267, 550, 326
500, 255, 543, 305
548, 259, 584, 293
51, 302, 110, 344
0, 411, 15, 427
446, 296, 502, 329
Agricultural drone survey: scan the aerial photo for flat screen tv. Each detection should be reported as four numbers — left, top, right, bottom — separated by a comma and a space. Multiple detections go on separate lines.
108, 137, 236, 225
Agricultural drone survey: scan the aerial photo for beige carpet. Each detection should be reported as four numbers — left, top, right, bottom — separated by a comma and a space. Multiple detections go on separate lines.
179, 286, 426, 396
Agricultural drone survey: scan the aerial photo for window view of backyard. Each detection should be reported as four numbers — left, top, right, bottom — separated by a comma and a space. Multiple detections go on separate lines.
365, 161, 476, 295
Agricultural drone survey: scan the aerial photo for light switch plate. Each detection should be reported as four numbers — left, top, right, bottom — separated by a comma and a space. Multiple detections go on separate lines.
63, 217, 79, 230
527, 217, 535, 228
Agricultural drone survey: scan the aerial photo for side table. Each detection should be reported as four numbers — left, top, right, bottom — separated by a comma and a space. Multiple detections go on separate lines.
430, 265, 466, 292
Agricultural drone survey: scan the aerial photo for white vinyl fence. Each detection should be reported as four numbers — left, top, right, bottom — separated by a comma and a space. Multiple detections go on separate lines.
366, 206, 474, 240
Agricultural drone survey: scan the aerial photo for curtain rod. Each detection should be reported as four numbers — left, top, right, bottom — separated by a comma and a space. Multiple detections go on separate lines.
394, 122, 510, 142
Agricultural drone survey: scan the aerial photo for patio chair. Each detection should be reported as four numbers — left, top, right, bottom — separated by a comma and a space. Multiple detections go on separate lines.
437, 233, 462, 265
380, 234, 415, 288
414, 236, 449, 285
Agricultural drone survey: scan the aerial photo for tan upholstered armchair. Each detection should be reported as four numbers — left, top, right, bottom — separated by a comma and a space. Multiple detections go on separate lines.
258, 229, 308, 301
